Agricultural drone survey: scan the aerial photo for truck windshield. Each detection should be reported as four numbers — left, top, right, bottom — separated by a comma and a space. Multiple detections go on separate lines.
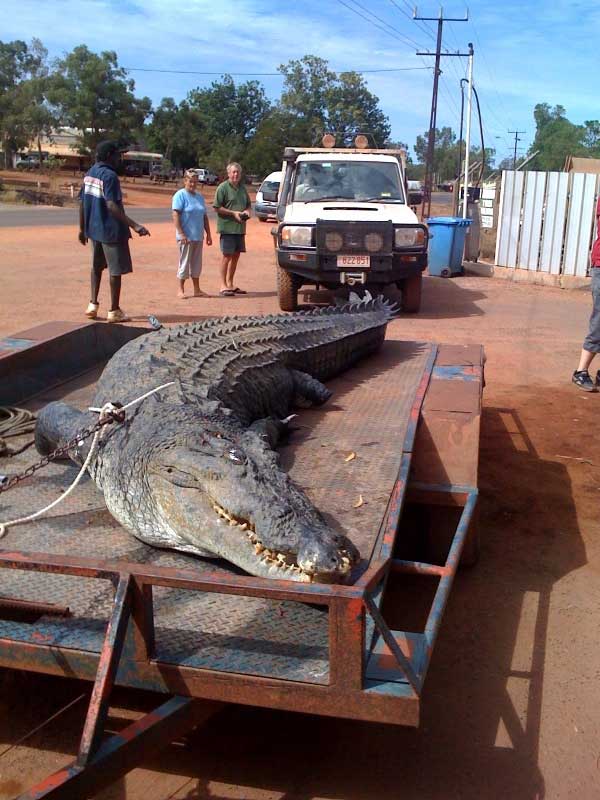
292, 160, 405, 203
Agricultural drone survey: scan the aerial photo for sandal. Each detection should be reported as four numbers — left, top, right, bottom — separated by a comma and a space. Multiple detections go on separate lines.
232, 287, 247, 294
219, 289, 235, 296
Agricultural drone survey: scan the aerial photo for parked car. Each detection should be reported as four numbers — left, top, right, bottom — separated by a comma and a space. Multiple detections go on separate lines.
192, 168, 219, 185
255, 171, 282, 222
16, 156, 42, 171
149, 164, 177, 182
124, 164, 143, 178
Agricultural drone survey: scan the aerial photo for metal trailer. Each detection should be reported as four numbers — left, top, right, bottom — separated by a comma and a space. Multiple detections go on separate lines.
0, 320, 484, 799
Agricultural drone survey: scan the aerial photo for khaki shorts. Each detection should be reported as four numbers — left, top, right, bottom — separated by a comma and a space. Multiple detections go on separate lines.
91, 240, 132, 276
177, 241, 203, 279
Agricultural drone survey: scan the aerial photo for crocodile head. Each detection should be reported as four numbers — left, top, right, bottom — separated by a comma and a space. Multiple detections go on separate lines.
147, 421, 360, 583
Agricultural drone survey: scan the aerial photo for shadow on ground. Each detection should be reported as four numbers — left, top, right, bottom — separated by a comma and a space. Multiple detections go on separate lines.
0, 394, 586, 800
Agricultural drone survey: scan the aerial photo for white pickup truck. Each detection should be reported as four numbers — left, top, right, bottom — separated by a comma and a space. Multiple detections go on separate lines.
274, 146, 428, 312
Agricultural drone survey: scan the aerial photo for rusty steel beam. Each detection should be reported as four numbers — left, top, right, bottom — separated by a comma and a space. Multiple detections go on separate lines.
0, 550, 363, 603
363, 595, 421, 694
17, 696, 221, 800
0, 597, 71, 618
0, 635, 419, 726
77, 575, 133, 767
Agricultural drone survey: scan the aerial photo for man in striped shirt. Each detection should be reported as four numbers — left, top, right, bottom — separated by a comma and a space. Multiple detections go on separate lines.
79, 141, 150, 323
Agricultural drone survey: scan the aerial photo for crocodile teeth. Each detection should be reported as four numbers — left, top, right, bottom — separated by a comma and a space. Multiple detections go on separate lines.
255, 543, 264, 554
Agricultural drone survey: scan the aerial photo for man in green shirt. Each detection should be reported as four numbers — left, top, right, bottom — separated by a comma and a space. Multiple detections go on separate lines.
213, 162, 252, 296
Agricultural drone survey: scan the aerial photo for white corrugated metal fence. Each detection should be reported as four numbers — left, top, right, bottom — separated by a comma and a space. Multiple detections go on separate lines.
495, 170, 599, 275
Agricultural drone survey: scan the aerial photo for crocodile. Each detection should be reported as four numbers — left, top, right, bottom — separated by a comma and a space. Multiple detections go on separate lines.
35, 296, 396, 583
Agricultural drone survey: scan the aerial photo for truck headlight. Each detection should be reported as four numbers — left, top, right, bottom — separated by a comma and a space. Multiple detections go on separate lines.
394, 227, 426, 248
281, 225, 314, 247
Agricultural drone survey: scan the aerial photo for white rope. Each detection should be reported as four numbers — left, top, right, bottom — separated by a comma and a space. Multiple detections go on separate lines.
88, 381, 174, 415
0, 381, 174, 538
0, 427, 102, 538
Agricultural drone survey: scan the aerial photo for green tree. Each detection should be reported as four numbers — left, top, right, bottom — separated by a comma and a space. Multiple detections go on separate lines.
187, 75, 270, 170
326, 71, 390, 147
527, 103, 586, 170
0, 38, 46, 167
582, 120, 600, 155
50, 45, 151, 154
415, 127, 462, 181
278, 55, 391, 147
244, 109, 314, 177
146, 98, 205, 168
18, 40, 61, 167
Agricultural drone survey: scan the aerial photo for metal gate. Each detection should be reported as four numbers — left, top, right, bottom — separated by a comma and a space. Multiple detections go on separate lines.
495, 170, 599, 276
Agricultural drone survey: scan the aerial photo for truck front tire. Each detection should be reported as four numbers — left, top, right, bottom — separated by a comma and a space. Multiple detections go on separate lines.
400, 273, 422, 313
277, 264, 300, 311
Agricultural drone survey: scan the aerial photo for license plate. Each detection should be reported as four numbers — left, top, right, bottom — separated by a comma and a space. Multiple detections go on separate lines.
337, 254, 370, 268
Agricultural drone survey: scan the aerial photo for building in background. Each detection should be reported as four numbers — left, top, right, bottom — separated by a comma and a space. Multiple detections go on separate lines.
14, 129, 162, 175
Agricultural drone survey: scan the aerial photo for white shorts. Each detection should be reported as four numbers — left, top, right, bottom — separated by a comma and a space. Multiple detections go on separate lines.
177, 241, 203, 279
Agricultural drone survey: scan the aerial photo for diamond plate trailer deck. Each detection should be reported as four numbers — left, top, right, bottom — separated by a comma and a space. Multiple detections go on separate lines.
0, 321, 483, 799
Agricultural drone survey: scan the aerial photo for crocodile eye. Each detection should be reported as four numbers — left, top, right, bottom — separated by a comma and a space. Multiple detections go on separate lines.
227, 448, 246, 465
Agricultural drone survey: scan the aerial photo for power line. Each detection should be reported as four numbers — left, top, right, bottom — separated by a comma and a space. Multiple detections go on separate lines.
335, 0, 426, 50
124, 65, 432, 76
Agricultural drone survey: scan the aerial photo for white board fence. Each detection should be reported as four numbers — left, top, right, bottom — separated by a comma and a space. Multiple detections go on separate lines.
495, 170, 599, 276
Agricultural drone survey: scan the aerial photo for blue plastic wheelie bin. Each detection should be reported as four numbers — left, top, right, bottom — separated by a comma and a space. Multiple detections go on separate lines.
426, 216, 472, 277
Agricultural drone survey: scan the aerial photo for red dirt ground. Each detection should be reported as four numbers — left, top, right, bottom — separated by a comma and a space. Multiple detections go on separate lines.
0, 193, 599, 799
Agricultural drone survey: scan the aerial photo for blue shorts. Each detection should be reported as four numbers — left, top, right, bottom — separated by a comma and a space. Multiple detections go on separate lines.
220, 234, 246, 255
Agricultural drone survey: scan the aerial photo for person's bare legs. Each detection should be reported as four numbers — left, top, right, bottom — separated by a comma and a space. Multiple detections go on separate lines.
220, 255, 232, 293
109, 275, 122, 312
178, 278, 186, 299
577, 349, 596, 372
192, 277, 206, 297
227, 252, 241, 289
90, 263, 103, 304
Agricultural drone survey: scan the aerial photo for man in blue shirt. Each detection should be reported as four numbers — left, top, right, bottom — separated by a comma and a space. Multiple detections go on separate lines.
79, 141, 150, 323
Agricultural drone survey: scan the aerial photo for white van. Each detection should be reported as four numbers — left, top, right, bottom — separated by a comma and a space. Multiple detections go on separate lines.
255, 171, 282, 222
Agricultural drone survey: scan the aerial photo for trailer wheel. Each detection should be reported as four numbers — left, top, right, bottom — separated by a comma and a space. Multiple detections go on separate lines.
400, 273, 422, 313
277, 265, 300, 311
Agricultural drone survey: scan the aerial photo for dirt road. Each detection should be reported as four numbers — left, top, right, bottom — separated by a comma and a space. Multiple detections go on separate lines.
0, 207, 599, 799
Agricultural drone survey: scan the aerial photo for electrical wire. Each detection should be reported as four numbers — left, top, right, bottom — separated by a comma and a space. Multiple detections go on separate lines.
124, 65, 432, 76
334, 0, 426, 50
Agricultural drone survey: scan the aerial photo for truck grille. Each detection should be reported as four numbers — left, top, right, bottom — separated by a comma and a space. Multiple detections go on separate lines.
316, 220, 393, 255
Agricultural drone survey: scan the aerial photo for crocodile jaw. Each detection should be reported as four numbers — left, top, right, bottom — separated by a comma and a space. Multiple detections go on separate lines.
149, 478, 356, 583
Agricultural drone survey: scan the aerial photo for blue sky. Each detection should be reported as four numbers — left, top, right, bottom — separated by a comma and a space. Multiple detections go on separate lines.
4, 0, 600, 163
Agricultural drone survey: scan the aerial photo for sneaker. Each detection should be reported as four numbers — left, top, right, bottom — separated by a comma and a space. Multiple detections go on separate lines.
107, 308, 131, 324
85, 302, 99, 319
572, 370, 596, 391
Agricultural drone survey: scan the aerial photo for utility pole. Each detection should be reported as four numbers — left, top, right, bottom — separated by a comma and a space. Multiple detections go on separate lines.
508, 130, 525, 169
415, 6, 469, 221
462, 43, 474, 219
